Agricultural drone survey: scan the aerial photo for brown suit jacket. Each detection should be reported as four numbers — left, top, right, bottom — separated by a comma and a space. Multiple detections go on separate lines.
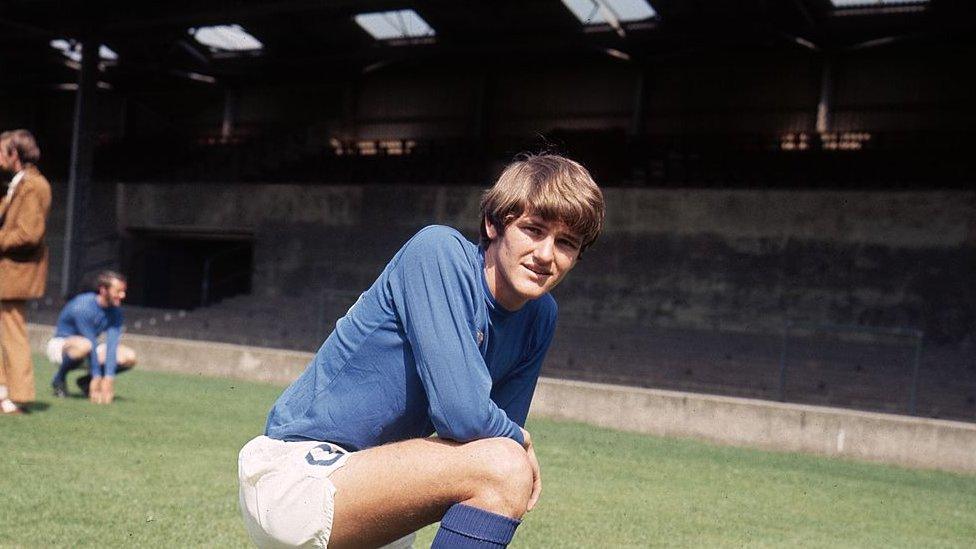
0, 165, 52, 300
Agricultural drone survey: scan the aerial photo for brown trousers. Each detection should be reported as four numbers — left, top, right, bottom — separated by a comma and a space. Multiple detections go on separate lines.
0, 300, 34, 403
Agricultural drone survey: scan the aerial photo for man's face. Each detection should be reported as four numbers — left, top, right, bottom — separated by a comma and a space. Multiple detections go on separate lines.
0, 140, 13, 173
483, 212, 581, 311
101, 279, 128, 308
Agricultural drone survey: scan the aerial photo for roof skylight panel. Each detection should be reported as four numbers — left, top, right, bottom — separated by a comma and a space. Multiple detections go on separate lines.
829, 0, 929, 8
561, 0, 656, 25
189, 24, 263, 52
354, 9, 435, 41
50, 40, 118, 62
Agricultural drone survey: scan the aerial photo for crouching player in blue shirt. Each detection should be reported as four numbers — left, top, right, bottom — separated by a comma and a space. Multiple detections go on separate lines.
48, 270, 137, 404
238, 154, 605, 549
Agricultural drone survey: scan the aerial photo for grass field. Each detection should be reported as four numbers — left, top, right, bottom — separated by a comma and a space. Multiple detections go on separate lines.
2, 357, 975, 548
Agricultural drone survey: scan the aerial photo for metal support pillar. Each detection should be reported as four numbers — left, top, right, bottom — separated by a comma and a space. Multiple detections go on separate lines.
221, 88, 239, 143
473, 72, 493, 159
474, 72, 489, 143
815, 56, 833, 134
342, 82, 358, 141
630, 68, 646, 137
62, 38, 98, 296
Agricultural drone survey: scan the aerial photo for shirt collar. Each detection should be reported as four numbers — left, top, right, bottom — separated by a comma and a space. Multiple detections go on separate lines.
6, 170, 25, 198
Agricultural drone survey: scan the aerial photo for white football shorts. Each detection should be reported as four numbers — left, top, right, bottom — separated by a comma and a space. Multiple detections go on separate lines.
238, 435, 418, 548
45, 337, 66, 364
238, 435, 350, 548
46, 337, 111, 366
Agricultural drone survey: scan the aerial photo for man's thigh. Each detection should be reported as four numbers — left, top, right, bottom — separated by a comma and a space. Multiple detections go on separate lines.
0, 300, 28, 351
95, 343, 138, 367
62, 337, 92, 361
327, 436, 525, 549
116, 344, 137, 366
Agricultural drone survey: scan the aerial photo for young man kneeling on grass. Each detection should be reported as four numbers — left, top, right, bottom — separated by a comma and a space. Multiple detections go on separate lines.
238, 154, 605, 548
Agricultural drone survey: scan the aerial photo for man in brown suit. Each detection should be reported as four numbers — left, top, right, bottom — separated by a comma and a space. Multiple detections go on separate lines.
0, 129, 51, 415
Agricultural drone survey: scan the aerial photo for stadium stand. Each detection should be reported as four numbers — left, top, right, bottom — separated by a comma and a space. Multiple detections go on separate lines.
28, 289, 975, 422
4, 0, 975, 423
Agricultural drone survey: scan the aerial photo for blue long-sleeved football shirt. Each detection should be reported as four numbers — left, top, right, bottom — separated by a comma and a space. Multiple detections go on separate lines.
265, 225, 557, 450
54, 292, 124, 377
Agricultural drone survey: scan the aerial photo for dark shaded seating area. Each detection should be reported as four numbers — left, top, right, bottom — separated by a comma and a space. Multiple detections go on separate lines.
92, 130, 976, 190
29, 293, 976, 423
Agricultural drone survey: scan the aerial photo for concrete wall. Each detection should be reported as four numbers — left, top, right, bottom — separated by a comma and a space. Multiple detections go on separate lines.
533, 377, 976, 473
27, 323, 976, 474
118, 183, 976, 344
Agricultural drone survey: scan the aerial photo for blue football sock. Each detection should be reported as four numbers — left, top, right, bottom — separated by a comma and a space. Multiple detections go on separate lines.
431, 504, 521, 549
52, 356, 77, 385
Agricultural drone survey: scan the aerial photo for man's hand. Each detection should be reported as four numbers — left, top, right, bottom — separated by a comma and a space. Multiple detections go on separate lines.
89, 376, 103, 404
102, 377, 115, 404
520, 427, 542, 511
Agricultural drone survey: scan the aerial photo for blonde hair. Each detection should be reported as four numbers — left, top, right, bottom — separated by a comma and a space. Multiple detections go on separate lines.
480, 154, 605, 254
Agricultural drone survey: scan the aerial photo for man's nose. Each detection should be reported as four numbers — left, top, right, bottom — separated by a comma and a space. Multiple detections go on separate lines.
534, 236, 555, 263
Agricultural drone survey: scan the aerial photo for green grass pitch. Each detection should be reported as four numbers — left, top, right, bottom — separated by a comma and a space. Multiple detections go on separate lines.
1, 357, 975, 547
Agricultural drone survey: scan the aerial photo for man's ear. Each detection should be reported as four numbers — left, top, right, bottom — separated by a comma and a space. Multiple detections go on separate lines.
484, 216, 499, 241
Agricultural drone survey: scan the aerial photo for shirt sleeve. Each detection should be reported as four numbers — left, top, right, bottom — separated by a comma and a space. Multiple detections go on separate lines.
388, 228, 525, 445
103, 310, 124, 377
491, 300, 557, 426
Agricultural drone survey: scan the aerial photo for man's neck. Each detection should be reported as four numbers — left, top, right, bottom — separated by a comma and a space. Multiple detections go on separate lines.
96, 293, 110, 308
482, 258, 526, 312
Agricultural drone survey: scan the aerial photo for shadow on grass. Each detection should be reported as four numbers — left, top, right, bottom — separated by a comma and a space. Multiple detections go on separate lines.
21, 402, 51, 413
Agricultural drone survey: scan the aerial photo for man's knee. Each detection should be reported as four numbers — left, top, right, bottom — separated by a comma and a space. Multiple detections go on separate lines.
118, 345, 137, 367
464, 437, 534, 517
95, 344, 137, 367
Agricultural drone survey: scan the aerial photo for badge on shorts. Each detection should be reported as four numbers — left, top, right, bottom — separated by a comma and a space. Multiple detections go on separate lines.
306, 443, 343, 467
